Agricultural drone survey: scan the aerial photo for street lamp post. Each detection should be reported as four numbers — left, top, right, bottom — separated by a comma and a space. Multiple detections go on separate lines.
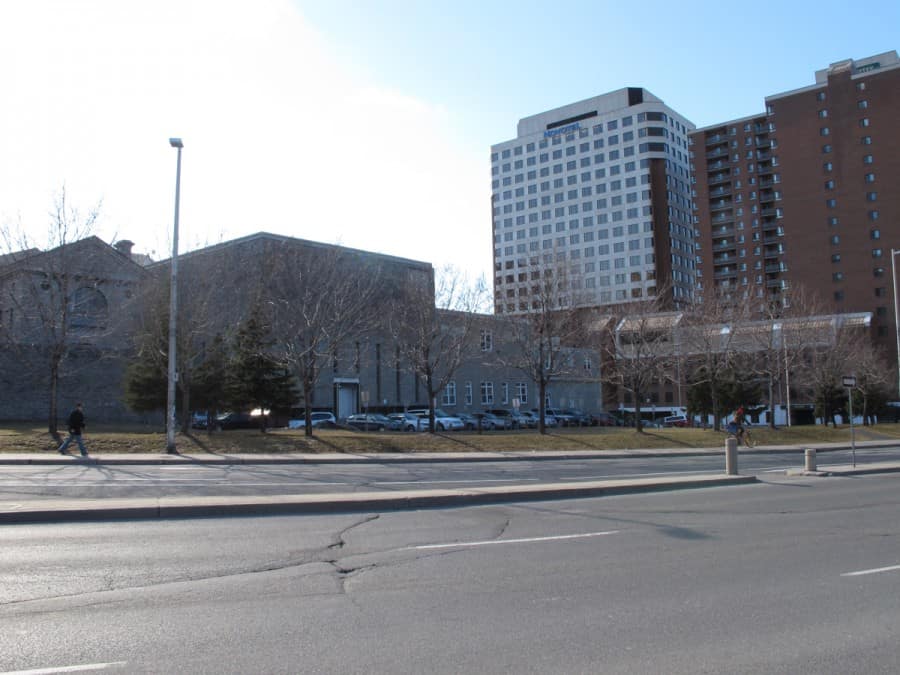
891, 249, 900, 401
166, 138, 183, 453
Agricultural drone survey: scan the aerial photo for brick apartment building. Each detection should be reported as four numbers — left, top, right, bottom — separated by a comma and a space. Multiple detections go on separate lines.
691, 51, 900, 357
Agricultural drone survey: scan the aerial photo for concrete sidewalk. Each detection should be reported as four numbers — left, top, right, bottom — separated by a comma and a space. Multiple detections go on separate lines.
0, 441, 897, 524
0, 438, 895, 465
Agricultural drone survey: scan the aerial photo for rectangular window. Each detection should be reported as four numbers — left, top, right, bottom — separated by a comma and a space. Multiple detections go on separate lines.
502, 382, 509, 404
442, 381, 457, 406
480, 329, 493, 352
480, 381, 494, 406
465, 381, 473, 406
515, 382, 528, 404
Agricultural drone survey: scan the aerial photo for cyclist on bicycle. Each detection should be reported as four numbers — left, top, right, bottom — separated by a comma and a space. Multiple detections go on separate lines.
732, 406, 748, 446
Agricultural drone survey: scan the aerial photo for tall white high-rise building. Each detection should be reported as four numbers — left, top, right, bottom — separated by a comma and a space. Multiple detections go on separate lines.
491, 87, 695, 314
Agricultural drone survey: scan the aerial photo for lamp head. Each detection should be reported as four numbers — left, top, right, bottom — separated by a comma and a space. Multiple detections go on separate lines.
169, 138, 184, 148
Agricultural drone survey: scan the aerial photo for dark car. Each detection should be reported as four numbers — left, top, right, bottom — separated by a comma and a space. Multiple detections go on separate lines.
591, 412, 619, 427
216, 412, 262, 430
562, 409, 592, 426
346, 413, 391, 431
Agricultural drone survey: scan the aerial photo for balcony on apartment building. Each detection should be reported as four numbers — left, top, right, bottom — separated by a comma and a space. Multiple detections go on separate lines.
706, 144, 730, 160
709, 186, 732, 198
712, 239, 737, 255
765, 262, 788, 274
705, 132, 730, 146
714, 268, 738, 280
711, 223, 735, 237
763, 245, 785, 259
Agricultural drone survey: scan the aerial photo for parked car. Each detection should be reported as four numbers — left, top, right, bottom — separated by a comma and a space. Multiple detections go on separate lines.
473, 411, 512, 430
387, 412, 428, 432
663, 415, 690, 428
590, 412, 619, 427
485, 409, 522, 429
216, 412, 263, 430
191, 411, 213, 429
407, 409, 465, 431
562, 408, 592, 426
544, 408, 578, 427
509, 410, 536, 429
527, 410, 559, 427
456, 412, 479, 430
345, 413, 391, 431
288, 411, 337, 429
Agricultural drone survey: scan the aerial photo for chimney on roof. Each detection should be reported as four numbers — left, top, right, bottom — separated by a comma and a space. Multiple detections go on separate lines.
114, 240, 134, 258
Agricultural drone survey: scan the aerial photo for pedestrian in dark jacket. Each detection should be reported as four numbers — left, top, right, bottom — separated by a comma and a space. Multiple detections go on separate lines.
58, 403, 88, 456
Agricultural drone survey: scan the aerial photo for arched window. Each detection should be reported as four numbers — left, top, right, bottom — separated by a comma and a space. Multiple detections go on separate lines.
69, 286, 108, 332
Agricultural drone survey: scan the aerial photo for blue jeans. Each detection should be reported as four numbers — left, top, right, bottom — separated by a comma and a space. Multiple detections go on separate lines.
59, 432, 87, 455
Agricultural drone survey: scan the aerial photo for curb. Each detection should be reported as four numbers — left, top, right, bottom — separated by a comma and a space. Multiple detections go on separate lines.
0, 474, 757, 524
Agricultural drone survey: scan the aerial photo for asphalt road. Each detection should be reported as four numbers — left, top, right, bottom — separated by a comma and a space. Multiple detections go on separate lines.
2, 473, 899, 673
1, 446, 898, 502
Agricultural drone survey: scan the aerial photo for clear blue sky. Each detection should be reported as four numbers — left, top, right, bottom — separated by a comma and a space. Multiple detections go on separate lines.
1, 0, 897, 282
297, 0, 900, 136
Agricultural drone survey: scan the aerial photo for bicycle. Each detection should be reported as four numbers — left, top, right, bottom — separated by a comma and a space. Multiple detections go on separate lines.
737, 425, 754, 448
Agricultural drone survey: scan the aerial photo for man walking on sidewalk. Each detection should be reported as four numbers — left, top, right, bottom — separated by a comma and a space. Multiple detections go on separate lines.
58, 403, 88, 456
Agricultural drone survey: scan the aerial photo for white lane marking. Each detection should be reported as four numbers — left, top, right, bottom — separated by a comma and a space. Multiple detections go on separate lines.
1, 662, 127, 674
410, 530, 620, 550
841, 564, 900, 577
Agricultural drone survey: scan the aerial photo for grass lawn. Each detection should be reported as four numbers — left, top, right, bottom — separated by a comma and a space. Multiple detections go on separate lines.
2, 422, 899, 455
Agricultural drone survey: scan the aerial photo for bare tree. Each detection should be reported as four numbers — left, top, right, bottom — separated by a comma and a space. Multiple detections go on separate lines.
681, 287, 752, 430
794, 316, 873, 427
266, 241, 384, 437
848, 340, 892, 424
388, 265, 489, 432
0, 188, 105, 436
599, 289, 681, 433
746, 285, 830, 428
494, 255, 589, 434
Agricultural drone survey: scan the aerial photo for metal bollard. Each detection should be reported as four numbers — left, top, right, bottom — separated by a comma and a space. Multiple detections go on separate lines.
725, 436, 738, 475
804, 448, 817, 472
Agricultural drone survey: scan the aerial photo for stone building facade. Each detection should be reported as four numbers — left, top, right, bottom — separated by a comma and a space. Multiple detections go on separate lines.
0, 237, 147, 422
2, 232, 603, 424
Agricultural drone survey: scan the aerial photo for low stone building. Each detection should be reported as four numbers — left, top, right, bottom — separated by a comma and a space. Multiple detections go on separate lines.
0, 237, 147, 422
1, 232, 603, 424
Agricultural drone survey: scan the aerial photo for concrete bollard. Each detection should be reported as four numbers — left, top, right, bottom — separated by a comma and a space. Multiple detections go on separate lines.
725, 436, 738, 475
805, 448, 817, 472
